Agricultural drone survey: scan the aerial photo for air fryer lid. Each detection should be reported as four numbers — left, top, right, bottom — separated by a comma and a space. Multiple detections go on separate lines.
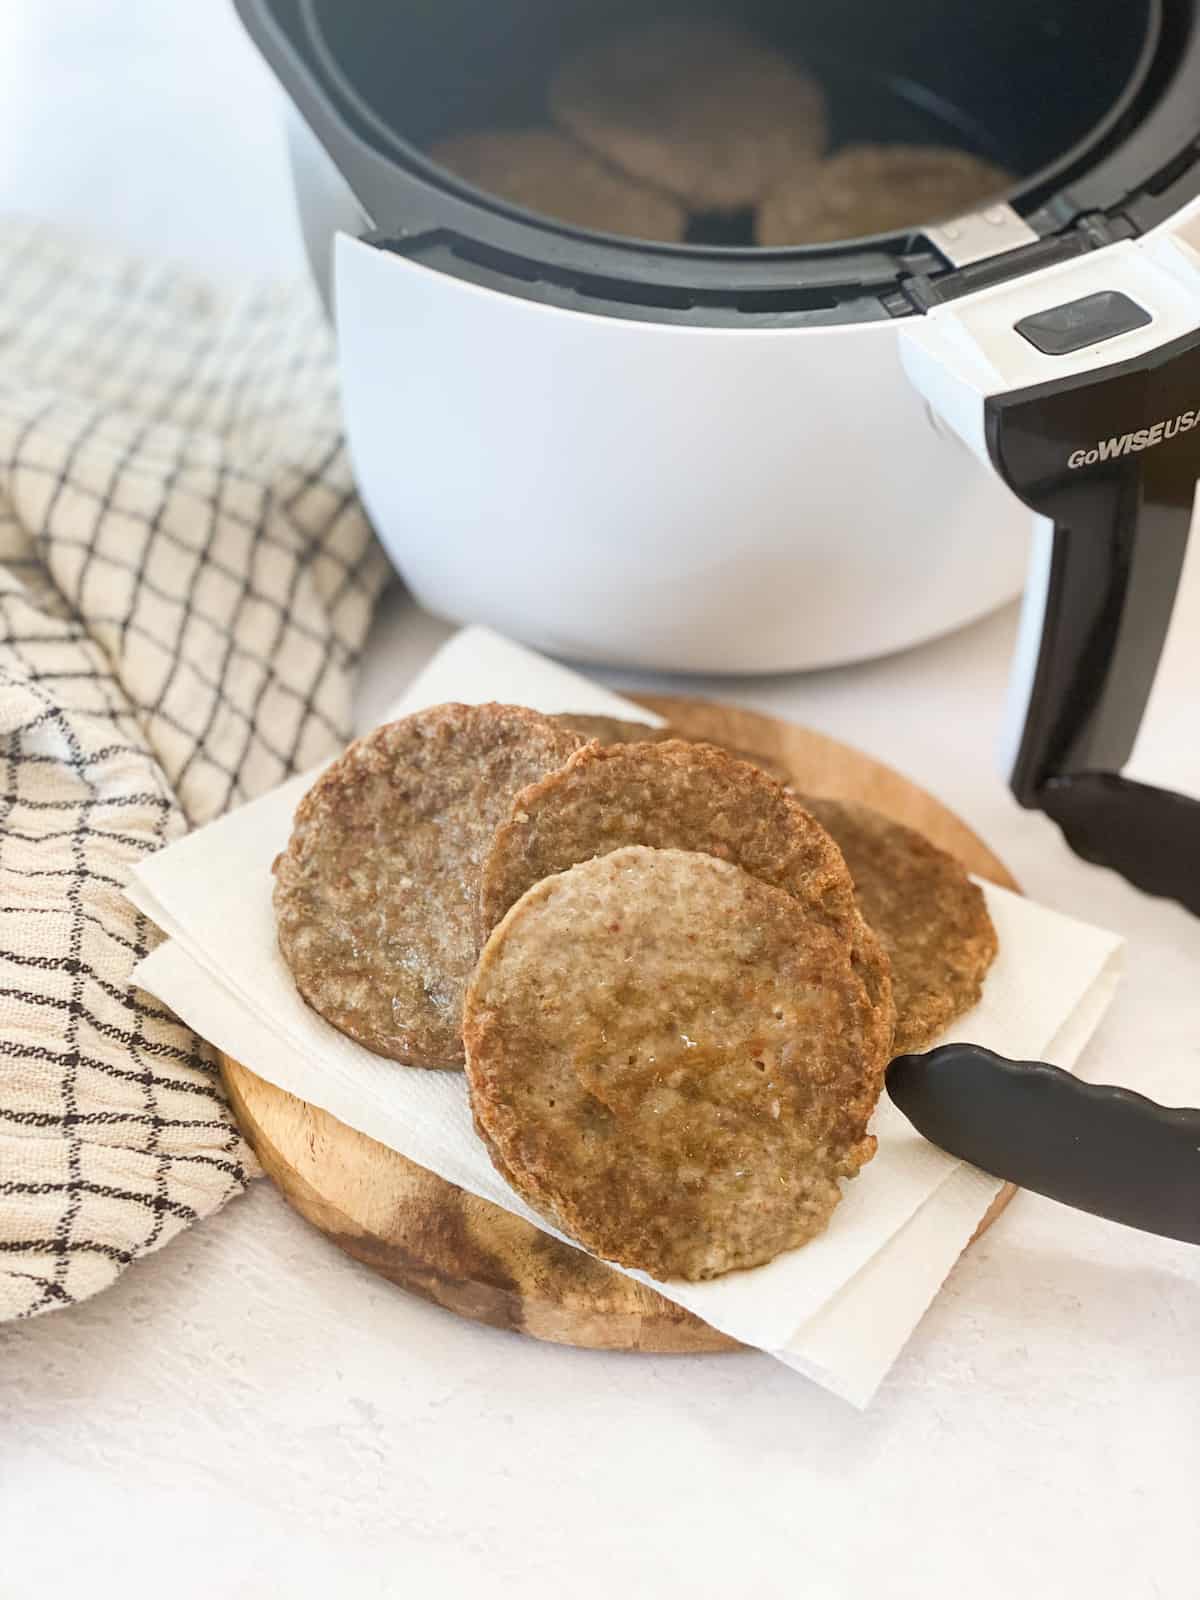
246, 0, 1200, 319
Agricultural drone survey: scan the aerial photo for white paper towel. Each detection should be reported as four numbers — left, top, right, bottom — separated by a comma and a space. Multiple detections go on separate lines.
128, 626, 1125, 1405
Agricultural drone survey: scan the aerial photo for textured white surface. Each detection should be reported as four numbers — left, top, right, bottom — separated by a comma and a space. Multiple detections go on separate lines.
2, 6, 1200, 1596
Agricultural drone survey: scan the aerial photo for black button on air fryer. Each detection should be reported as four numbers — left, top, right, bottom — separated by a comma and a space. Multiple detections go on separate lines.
1014, 291, 1153, 356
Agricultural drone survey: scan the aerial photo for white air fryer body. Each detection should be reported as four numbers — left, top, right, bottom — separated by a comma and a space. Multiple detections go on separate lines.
330, 222, 1029, 672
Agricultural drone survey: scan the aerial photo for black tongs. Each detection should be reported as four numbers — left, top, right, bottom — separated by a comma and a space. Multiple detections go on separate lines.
887, 1045, 1200, 1246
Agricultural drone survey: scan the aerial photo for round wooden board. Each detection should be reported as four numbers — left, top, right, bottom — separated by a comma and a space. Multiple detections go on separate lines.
221, 696, 1019, 1354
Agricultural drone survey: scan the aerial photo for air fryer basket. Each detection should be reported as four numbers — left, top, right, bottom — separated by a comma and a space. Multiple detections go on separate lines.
300, 0, 1161, 247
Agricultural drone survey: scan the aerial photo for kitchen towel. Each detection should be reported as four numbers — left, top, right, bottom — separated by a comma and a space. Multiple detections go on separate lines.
128, 627, 1125, 1405
0, 218, 389, 1321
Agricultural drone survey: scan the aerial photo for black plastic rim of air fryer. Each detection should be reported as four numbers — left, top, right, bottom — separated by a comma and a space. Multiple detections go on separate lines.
263, 0, 1200, 317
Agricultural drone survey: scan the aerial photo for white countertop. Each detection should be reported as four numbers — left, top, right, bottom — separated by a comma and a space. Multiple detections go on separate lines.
2, 7, 1199, 1597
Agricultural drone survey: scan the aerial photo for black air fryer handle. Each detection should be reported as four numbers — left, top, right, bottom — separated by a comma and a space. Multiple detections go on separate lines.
987, 327, 1200, 914
888, 1045, 1200, 1245
1038, 772, 1200, 906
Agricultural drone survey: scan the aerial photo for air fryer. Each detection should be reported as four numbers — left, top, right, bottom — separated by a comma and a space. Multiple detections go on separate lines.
237, 0, 1200, 918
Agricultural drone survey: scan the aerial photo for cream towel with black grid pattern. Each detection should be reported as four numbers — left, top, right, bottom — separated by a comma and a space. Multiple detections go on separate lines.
0, 219, 390, 1320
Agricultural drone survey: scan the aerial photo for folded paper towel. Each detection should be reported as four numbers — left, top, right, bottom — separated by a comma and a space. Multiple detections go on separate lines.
128, 626, 1124, 1406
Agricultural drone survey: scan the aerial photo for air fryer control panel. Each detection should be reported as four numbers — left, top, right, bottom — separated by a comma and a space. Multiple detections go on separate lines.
1014, 290, 1153, 355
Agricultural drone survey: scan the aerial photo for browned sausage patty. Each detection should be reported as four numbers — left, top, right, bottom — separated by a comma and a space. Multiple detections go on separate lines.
465, 846, 892, 1280
757, 142, 1013, 245
550, 713, 793, 786
801, 796, 998, 1052
480, 737, 892, 1024
273, 703, 584, 1067
550, 713, 674, 748
426, 128, 688, 241
551, 18, 827, 210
